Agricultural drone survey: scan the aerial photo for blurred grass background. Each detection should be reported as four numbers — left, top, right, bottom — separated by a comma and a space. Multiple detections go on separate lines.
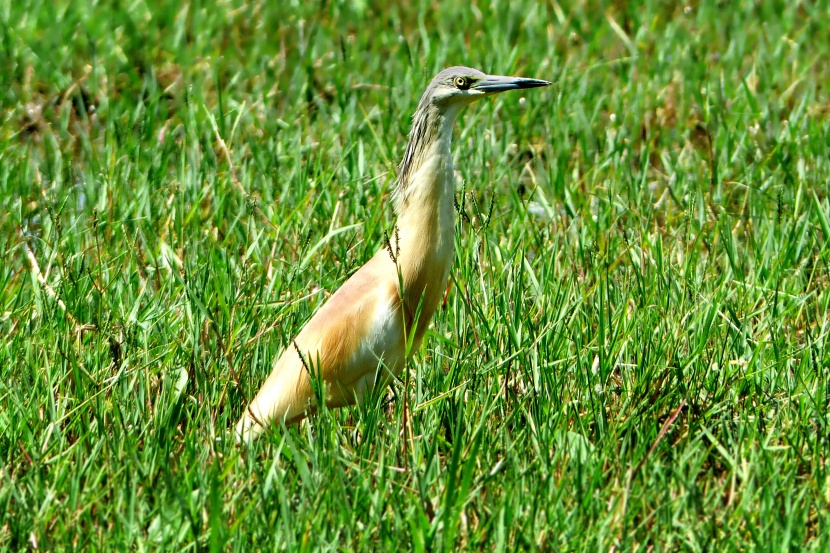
1, 0, 829, 549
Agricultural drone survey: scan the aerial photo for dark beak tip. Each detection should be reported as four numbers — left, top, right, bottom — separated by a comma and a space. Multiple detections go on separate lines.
475, 76, 553, 93
519, 78, 552, 89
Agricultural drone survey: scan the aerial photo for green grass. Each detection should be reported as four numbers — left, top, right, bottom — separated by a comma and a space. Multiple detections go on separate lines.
2, 0, 829, 549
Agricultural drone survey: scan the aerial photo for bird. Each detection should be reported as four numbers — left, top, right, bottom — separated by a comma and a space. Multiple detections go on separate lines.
236, 66, 550, 441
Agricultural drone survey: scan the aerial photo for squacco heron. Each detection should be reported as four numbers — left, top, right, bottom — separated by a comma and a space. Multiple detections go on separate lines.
236, 66, 550, 440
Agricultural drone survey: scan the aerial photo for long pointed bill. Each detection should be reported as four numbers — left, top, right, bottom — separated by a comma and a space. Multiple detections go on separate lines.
473, 75, 552, 93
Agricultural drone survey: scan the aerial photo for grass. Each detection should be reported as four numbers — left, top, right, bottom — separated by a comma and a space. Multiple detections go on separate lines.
1, 0, 829, 549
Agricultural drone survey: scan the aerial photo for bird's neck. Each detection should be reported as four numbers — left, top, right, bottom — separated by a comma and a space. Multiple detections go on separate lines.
395, 108, 458, 217
389, 107, 459, 338
393, 119, 456, 258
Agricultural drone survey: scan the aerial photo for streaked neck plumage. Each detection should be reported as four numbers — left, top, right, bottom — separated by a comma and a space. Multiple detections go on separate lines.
390, 101, 462, 342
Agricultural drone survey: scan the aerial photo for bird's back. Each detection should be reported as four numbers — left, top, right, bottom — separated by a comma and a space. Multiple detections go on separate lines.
235, 250, 406, 440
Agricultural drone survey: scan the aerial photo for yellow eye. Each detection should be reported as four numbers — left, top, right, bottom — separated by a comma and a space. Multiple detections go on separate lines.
454, 76, 469, 89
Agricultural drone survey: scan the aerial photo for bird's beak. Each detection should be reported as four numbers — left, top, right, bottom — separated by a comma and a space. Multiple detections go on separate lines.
473, 75, 552, 93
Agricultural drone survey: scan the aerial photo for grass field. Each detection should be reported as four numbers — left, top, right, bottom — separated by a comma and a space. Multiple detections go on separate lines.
2, 0, 830, 550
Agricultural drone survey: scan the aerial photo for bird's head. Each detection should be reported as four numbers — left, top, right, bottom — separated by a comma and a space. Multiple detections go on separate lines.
395, 65, 550, 198
423, 66, 551, 108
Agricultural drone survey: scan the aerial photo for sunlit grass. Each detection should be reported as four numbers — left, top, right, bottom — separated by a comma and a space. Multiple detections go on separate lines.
1, 0, 829, 549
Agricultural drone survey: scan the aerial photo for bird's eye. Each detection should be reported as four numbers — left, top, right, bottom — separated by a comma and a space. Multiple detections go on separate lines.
454, 76, 469, 89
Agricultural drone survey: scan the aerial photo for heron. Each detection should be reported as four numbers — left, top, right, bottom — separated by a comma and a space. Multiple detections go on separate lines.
236, 66, 550, 441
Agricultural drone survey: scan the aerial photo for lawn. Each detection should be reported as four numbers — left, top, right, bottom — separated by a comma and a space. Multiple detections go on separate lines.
1, 0, 829, 550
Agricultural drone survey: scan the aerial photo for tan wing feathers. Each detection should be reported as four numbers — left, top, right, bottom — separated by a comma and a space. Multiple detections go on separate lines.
236, 251, 403, 440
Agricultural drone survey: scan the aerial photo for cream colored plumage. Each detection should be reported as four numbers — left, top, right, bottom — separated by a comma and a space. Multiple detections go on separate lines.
236, 66, 550, 440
